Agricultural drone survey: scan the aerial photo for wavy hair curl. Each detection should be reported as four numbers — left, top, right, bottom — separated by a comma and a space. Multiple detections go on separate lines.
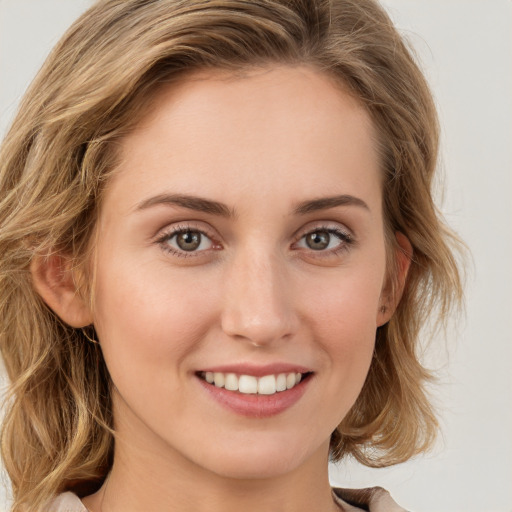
0, 0, 462, 510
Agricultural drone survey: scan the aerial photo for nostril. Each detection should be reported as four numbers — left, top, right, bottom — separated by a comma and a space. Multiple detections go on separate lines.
220, 311, 297, 347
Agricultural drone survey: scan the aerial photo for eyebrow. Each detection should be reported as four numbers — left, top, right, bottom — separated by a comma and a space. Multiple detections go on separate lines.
136, 193, 234, 217
293, 195, 369, 215
135, 193, 369, 217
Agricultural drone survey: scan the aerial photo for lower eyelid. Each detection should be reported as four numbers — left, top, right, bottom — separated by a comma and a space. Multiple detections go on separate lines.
291, 227, 354, 256
156, 227, 217, 253
155, 224, 353, 257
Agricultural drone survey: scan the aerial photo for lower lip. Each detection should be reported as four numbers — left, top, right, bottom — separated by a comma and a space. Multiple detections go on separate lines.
197, 376, 311, 418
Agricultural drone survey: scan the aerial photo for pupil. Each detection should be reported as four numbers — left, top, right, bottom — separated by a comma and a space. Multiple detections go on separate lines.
306, 231, 330, 250
177, 231, 201, 251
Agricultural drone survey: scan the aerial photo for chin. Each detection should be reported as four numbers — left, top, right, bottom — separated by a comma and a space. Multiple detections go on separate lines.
193, 434, 327, 480
207, 457, 303, 481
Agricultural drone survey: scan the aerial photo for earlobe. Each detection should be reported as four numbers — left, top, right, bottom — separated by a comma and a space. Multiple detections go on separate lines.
377, 231, 412, 326
31, 252, 93, 327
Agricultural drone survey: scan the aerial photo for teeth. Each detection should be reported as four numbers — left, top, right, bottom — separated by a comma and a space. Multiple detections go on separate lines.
258, 375, 276, 395
213, 372, 225, 388
203, 371, 305, 395
239, 375, 258, 394
276, 373, 287, 392
224, 373, 238, 391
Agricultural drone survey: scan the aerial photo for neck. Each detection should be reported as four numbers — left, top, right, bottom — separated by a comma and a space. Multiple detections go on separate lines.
83, 436, 338, 512
82, 393, 341, 512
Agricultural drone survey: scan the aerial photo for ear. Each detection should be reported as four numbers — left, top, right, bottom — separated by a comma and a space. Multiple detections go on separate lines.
377, 231, 412, 326
31, 252, 93, 327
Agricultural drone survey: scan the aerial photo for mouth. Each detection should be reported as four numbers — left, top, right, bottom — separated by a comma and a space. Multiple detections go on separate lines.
196, 371, 312, 395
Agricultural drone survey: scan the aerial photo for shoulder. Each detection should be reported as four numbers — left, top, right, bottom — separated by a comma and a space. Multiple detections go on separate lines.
44, 492, 88, 512
333, 487, 409, 512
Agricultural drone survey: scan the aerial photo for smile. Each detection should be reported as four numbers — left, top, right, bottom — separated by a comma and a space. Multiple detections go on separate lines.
198, 371, 307, 395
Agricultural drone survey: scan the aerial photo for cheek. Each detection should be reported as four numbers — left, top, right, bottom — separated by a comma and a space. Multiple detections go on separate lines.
302, 267, 384, 382
307, 268, 383, 335
91, 259, 218, 377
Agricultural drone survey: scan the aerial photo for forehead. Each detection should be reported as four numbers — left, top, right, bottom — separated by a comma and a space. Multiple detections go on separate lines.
106, 65, 382, 216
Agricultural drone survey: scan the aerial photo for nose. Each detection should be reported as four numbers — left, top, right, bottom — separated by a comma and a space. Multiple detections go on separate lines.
220, 248, 298, 347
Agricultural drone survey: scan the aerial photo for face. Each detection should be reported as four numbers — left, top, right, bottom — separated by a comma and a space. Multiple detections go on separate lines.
91, 66, 392, 479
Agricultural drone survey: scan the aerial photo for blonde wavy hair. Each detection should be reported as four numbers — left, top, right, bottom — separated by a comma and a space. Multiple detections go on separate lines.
0, 0, 462, 510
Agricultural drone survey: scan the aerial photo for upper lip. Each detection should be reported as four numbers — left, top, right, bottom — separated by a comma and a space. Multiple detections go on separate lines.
196, 363, 312, 377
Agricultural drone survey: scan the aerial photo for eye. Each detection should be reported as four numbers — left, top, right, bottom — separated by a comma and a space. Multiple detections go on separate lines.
158, 227, 215, 256
295, 227, 353, 253
304, 230, 334, 251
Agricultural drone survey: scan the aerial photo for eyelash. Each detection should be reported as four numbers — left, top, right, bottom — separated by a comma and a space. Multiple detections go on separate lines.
155, 223, 354, 259
155, 224, 217, 258
295, 225, 354, 256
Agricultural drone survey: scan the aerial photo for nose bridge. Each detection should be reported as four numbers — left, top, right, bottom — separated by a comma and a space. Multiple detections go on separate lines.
221, 244, 296, 345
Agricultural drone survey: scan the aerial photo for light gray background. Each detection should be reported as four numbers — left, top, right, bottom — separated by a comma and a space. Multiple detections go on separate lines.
1, 1, 511, 511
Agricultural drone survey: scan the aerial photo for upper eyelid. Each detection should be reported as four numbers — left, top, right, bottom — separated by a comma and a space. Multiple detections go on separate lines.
155, 225, 217, 258
293, 227, 353, 249
293, 221, 353, 240
154, 221, 217, 241
154, 220, 354, 247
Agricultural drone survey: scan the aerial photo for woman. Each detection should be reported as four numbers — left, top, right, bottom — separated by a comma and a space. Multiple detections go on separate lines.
0, 0, 462, 511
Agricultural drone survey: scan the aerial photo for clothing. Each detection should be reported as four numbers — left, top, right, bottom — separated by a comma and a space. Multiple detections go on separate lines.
333, 487, 408, 511
46, 487, 407, 511
45, 492, 87, 512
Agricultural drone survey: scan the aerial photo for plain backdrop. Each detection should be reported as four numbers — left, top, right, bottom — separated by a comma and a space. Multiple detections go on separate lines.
1, 1, 511, 511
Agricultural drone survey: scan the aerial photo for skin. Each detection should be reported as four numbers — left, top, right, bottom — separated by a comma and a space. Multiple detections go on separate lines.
33, 65, 409, 512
